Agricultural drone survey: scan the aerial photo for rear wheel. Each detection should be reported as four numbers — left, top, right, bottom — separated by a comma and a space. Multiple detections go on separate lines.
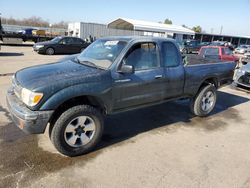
50, 105, 104, 157
190, 84, 217, 117
46, 47, 55, 55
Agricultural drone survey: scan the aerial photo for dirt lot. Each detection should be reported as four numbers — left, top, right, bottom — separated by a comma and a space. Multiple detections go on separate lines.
0, 45, 250, 188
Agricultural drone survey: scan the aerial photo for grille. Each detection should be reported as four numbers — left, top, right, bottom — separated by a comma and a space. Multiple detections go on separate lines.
238, 72, 250, 86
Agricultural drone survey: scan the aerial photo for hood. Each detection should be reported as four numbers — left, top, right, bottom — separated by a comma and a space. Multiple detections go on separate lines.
15, 59, 107, 91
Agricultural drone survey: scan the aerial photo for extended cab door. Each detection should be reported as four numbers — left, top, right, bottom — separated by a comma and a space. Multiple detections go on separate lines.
161, 42, 185, 98
112, 42, 167, 110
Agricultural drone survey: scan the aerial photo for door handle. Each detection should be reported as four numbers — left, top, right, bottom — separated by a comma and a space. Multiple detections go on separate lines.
155, 75, 163, 79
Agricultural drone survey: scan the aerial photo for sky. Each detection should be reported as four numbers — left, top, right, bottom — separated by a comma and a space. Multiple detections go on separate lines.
1, 0, 250, 36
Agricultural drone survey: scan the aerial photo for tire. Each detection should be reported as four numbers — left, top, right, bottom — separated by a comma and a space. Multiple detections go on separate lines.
46, 47, 55, 55
190, 84, 217, 117
50, 105, 104, 157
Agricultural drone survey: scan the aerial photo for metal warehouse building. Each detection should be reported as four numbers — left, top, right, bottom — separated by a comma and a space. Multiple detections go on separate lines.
68, 18, 250, 45
195, 33, 250, 46
68, 18, 195, 41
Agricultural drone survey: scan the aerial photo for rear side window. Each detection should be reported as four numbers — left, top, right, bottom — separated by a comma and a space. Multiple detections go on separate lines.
200, 48, 219, 56
73, 38, 84, 44
162, 42, 180, 67
221, 48, 233, 55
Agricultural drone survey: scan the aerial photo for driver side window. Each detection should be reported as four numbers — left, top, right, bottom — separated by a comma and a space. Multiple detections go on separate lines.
123, 42, 159, 71
60, 38, 72, 45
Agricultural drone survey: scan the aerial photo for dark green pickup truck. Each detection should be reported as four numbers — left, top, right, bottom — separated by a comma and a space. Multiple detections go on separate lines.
7, 36, 236, 156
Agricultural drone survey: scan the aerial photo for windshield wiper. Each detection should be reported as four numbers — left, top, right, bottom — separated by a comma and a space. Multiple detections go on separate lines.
75, 57, 98, 68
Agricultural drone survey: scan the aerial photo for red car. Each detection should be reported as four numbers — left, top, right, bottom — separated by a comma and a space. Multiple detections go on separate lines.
199, 46, 239, 62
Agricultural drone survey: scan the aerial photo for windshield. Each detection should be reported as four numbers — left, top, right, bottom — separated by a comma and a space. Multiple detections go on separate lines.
78, 39, 127, 69
51, 37, 62, 43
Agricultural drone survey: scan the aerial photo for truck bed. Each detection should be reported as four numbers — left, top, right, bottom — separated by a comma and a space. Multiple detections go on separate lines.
184, 54, 223, 65
183, 56, 236, 96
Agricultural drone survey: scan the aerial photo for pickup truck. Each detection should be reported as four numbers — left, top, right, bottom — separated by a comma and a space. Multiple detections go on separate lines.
7, 36, 236, 156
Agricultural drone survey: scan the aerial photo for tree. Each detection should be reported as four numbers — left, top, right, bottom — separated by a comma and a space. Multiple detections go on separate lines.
1, 16, 68, 28
192, 26, 202, 33
164, 18, 172, 25
182, 24, 189, 29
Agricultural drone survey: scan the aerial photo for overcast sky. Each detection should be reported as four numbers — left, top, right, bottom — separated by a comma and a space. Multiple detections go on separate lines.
1, 0, 250, 36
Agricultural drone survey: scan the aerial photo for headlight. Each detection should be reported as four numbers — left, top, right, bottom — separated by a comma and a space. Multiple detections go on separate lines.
21, 88, 43, 106
237, 69, 245, 75
35, 45, 44, 49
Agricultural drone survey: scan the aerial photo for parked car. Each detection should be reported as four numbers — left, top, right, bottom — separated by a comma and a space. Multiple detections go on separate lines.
241, 51, 250, 65
234, 45, 250, 54
234, 63, 250, 89
199, 46, 239, 62
183, 40, 203, 54
33, 36, 90, 55
210, 41, 235, 50
7, 36, 236, 156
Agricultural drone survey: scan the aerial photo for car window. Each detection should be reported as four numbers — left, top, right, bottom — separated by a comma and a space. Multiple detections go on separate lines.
200, 48, 219, 56
60, 38, 73, 44
123, 42, 159, 71
222, 48, 233, 55
73, 38, 84, 45
162, 42, 180, 67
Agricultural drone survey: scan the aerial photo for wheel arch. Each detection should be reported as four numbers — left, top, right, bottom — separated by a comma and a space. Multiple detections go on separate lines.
48, 95, 107, 126
196, 77, 218, 96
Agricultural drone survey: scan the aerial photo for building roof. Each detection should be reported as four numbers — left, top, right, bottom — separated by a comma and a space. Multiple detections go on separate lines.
108, 18, 195, 35
196, 32, 250, 40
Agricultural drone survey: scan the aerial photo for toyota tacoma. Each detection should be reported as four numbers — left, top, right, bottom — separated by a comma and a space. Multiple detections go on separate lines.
7, 36, 236, 156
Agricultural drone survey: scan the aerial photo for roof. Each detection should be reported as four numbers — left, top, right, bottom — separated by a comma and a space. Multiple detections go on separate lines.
196, 32, 250, 40
108, 18, 195, 35
100, 35, 176, 43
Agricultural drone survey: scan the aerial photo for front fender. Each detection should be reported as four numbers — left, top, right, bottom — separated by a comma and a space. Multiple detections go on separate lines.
39, 82, 112, 111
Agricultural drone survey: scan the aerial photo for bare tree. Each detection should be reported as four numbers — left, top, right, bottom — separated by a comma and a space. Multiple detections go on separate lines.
2, 16, 67, 28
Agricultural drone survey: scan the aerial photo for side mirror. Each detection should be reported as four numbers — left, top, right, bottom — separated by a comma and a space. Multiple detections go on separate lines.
118, 65, 134, 74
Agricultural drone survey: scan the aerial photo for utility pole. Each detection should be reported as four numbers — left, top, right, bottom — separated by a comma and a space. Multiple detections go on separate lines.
220, 26, 223, 35
211, 28, 213, 34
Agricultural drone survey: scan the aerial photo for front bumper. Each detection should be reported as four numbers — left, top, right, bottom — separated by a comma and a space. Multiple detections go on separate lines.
33, 46, 45, 53
234, 71, 250, 88
6, 88, 54, 134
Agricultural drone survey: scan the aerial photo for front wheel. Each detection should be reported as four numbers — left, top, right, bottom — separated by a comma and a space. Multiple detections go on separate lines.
46, 47, 55, 55
50, 105, 104, 157
190, 84, 217, 117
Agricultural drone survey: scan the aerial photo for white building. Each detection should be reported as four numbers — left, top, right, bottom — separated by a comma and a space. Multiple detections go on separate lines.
68, 18, 195, 42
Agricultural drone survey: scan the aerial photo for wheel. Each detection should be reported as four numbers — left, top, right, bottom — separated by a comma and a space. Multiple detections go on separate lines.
190, 84, 217, 117
46, 47, 55, 55
50, 105, 104, 157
